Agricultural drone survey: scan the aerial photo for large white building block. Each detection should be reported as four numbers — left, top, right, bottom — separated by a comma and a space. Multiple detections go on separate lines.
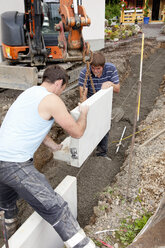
2, 176, 77, 248
54, 87, 113, 167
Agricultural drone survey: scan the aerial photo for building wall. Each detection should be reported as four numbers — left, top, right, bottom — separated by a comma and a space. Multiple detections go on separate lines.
82, 0, 105, 51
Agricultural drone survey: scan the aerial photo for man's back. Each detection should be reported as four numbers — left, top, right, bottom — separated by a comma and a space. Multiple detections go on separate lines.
0, 86, 54, 162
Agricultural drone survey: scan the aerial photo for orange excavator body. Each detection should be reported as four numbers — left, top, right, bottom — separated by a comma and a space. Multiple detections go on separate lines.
1, 0, 91, 66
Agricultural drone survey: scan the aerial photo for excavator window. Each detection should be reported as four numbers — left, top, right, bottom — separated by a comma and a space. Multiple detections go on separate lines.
42, 1, 61, 34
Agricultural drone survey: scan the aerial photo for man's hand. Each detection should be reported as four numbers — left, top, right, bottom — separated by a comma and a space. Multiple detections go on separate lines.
101, 81, 113, 89
101, 81, 120, 93
52, 143, 63, 152
43, 135, 63, 152
78, 103, 89, 115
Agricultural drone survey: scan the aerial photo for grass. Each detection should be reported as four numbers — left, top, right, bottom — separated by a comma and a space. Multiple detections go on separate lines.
115, 211, 152, 247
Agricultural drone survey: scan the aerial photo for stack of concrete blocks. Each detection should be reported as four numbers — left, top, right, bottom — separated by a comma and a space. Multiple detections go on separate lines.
53, 87, 113, 167
2, 176, 77, 248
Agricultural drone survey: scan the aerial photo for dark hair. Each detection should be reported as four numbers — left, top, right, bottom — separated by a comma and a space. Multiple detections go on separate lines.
42, 65, 69, 85
91, 52, 105, 67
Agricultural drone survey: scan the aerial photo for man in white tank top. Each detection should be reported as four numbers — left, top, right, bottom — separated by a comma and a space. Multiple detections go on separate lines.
0, 65, 96, 248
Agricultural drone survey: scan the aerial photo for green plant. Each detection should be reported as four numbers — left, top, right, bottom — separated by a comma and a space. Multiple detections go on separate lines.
93, 239, 102, 247
115, 212, 152, 246
143, 0, 149, 17
134, 188, 142, 203
119, 1, 127, 9
99, 205, 108, 211
105, 2, 121, 25
105, 24, 139, 41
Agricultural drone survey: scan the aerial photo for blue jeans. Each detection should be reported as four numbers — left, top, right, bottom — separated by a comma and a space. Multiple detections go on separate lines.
97, 131, 109, 156
0, 159, 81, 242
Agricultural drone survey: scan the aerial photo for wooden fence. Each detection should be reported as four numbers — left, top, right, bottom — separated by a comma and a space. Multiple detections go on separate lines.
120, 9, 152, 24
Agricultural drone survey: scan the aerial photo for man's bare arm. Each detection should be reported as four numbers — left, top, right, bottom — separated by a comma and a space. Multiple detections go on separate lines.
40, 94, 88, 138
43, 135, 62, 151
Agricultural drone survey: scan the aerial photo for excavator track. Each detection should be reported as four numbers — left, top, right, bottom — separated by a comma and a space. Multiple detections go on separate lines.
0, 61, 84, 91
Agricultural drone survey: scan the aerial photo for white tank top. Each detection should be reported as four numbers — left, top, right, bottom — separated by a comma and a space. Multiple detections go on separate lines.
0, 86, 54, 162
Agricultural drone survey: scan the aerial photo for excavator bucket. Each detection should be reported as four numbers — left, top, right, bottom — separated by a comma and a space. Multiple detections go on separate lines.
0, 62, 84, 91
0, 64, 38, 90
127, 195, 165, 248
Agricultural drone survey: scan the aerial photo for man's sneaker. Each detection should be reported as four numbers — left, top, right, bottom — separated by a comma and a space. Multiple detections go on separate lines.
103, 155, 112, 161
5, 218, 18, 238
96, 153, 112, 161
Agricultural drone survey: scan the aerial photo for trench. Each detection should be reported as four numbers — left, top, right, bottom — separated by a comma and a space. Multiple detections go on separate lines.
34, 41, 165, 228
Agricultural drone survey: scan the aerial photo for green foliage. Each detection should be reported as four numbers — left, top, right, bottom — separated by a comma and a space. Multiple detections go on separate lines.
134, 188, 142, 203
105, 187, 114, 194
99, 205, 108, 211
105, 2, 121, 25
93, 239, 102, 247
105, 24, 139, 41
143, 0, 149, 17
119, 1, 127, 9
115, 212, 152, 247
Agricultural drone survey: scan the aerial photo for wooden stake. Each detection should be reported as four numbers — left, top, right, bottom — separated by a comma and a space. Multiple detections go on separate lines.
126, 34, 144, 199
137, 33, 144, 122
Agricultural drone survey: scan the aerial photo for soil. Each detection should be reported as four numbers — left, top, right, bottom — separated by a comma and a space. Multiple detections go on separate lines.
0, 36, 165, 247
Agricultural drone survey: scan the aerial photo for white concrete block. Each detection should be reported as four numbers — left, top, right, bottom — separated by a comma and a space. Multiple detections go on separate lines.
2, 176, 77, 248
54, 87, 113, 167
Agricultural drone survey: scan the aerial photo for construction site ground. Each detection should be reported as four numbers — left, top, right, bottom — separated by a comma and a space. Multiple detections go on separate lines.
0, 24, 165, 247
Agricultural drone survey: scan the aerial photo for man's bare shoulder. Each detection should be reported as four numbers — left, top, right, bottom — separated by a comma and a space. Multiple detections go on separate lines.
39, 93, 66, 120
42, 93, 64, 106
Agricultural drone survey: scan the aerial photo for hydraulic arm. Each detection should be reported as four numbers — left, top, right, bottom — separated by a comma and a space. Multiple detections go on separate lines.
1, 0, 91, 66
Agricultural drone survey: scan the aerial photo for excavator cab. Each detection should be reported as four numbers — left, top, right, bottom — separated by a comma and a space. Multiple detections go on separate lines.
42, 0, 61, 31
1, 0, 91, 66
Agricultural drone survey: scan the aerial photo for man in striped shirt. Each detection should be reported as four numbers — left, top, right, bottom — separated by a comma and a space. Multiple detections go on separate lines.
78, 52, 120, 160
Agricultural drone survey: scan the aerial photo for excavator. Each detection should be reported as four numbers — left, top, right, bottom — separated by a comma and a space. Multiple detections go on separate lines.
0, 0, 91, 89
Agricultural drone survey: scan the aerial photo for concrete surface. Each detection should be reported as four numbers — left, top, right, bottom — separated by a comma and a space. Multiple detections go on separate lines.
53, 87, 113, 167
2, 176, 77, 248
140, 23, 165, 42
